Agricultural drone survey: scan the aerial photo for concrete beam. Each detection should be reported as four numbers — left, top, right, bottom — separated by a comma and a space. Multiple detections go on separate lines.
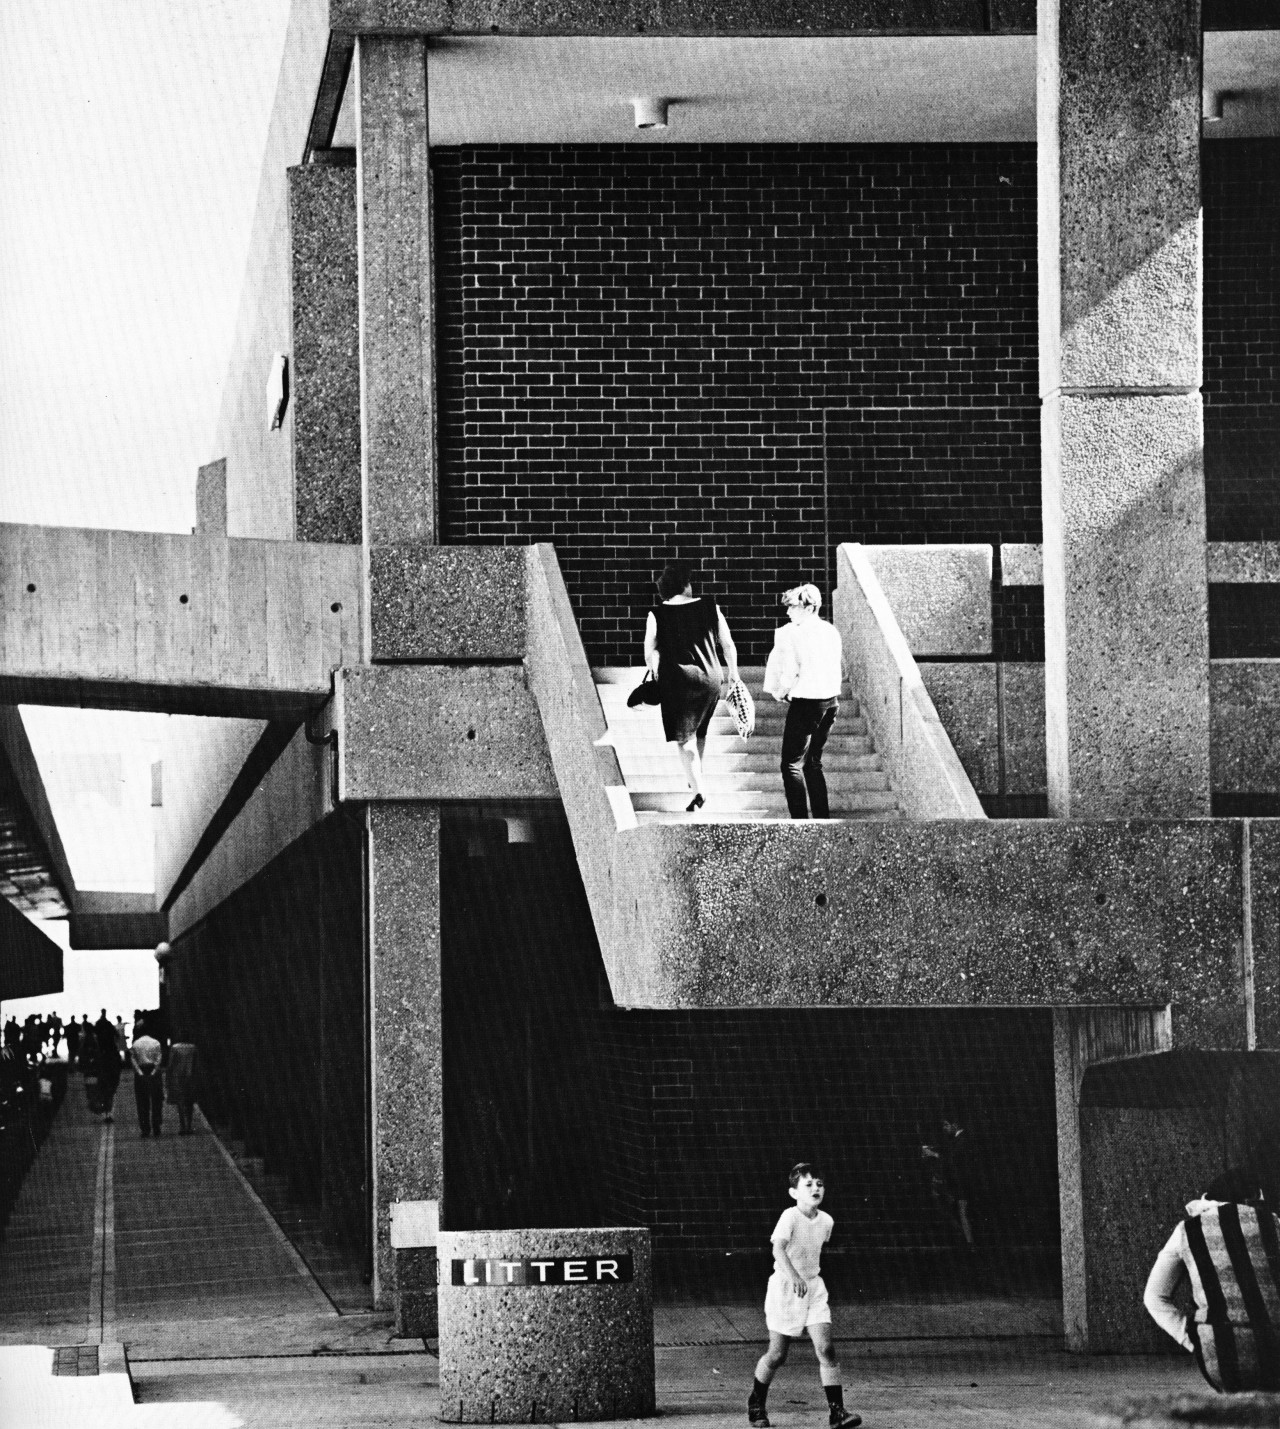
0, 894, 62, 1001
68, 892, 168, 951
337, 665, 556, 801
330, 0, 1036, 36
0, 523, 363, 718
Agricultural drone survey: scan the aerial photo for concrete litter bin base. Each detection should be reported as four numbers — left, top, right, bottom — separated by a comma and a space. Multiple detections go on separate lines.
438, 1227, 654, 1423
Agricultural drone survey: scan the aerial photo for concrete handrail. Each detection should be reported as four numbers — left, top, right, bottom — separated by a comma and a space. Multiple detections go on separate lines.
523, 545, 634, 969
833, 543, 986, 820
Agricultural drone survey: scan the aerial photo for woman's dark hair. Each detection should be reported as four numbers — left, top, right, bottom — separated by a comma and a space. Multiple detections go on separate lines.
657, 560, 693, 600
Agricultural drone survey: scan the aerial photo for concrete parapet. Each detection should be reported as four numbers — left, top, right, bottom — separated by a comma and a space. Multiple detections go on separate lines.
862, 544, 992, 656
337, 664, 557, 800
605, 818, 1266, 1050
437, 1228, 654, 1423
523, 544, 632, 973
833, 543, 985, 820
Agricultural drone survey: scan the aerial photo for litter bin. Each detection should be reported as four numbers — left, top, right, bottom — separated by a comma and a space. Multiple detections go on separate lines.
438, 1227, 654, 1423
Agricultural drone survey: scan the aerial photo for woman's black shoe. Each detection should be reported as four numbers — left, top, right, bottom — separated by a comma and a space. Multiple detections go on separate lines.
686, 793, 705, 812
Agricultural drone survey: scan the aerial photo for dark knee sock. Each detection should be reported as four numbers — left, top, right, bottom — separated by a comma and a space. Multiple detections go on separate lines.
823, 1386, 843, 1411
751, 1379, 770, 1405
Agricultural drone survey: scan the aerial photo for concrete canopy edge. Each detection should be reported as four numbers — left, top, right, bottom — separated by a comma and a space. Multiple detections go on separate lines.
329, 0, 1035, 37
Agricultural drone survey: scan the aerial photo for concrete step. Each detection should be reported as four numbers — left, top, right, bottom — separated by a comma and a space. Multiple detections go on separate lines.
634, 808, 903, 825
604, 712, 869, 738
623, 772, 892, 794
630, 790, 899, 815
612, 751, 884, 773
608, 732, 877, 758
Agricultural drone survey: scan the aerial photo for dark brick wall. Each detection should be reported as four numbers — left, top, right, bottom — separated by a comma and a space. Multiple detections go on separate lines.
435, 144, 1041, 663
440, 809, 1060, 1271
433, 140, 1276, 665
167, 814, 366, 1253
1204, 140, 1280, 542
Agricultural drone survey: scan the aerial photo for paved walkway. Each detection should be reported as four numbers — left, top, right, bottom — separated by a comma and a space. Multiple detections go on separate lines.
1, 1077, 1214, 1428
0, 1069, 341, 1354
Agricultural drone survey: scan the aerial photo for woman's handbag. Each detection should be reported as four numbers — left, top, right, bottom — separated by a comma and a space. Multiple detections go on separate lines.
725, 677, 756, 739
626, 670, 663, 708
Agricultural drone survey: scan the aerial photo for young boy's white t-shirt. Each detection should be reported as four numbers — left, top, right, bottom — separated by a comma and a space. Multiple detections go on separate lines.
770, 1206, 833, 1279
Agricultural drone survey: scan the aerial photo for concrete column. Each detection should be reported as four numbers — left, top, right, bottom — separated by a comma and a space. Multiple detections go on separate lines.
1053, 1005, 1171, 1352
354, 35, 437, 660
1038, 0, 1210, 817
368, 803, 442, 1307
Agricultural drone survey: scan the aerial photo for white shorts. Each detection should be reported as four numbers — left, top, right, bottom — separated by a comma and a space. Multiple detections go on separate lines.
764, 1271, 831, 1337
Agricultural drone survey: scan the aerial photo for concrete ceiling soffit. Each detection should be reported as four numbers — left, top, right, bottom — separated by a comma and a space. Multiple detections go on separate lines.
322, 31, 1280, 146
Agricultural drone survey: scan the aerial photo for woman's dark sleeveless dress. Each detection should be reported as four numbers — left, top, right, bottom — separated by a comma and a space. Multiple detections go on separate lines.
653, 596, 722, 743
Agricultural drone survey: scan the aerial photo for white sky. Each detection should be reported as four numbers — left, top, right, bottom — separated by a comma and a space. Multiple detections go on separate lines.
0, 0, 292, 531
0, 1, 292, 894
1, 928, 159, 1029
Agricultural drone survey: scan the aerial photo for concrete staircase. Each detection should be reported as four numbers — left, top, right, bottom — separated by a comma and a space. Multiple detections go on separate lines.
594, 666, 899, 824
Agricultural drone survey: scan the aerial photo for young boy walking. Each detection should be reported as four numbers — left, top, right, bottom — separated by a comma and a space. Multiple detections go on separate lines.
748, 1164, 861, 1429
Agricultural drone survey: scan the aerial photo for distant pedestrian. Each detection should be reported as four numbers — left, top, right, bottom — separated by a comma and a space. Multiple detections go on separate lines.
921, 1117, 975, 1252
167, 1038, 197, 1135
1144, 1166, 1280, 1392
3, 1018, 18, 1053
93, 1010, 120, 1122
131, 1029, 164, 1137
113, 1016, 128, 1059
763, 585, 843, 820
77, 1015, 95, 1071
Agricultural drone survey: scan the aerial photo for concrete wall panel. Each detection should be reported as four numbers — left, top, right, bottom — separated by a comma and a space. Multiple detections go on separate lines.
289, 165, 362, 545
865, 544, 992, 655
168, 724, 331, 939
215, 0, 331, 539
370, 545, 527, 660
919, 663, 998, 792
1248, 818, 1280, 1050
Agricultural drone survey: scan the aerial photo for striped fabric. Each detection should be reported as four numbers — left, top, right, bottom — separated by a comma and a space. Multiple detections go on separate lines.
1183, 1203, 1280, 1392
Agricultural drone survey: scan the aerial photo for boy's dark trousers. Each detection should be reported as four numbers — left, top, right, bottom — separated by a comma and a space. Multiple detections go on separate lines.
134, 1068, 163, 1136
780, 697, 838, 818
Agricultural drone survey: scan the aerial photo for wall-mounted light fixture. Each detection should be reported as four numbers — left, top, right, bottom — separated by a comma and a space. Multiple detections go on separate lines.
1202, 90, 1226, 123
632, 97, 669, 130
267, 353, 290, 429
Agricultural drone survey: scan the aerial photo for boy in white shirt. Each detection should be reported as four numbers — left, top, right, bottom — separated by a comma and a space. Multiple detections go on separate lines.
747, 1164, 862, 1429
763, 585, 843, 819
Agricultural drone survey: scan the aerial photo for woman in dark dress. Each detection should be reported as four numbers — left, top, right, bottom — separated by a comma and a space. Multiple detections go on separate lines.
643, 560, 740, 812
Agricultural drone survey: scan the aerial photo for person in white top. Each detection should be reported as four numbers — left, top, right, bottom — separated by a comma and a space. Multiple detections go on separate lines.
131, 1031, 164, 1137
747, 1164, 861, 1429
763, 585, 844, 819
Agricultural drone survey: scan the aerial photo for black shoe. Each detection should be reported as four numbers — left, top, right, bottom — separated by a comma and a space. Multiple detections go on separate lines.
748, 1398, 770, 1427
686, 793, 705, 812
829, 1411, 861, 1429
